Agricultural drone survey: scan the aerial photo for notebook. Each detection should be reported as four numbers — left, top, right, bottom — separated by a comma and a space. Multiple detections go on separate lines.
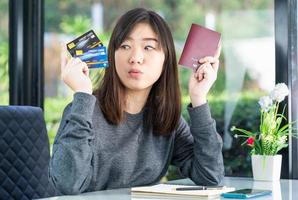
178, 23, 221, 70
131, 184, 235, 200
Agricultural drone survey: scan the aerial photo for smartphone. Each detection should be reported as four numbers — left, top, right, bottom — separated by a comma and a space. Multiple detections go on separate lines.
221, 189, 272, 199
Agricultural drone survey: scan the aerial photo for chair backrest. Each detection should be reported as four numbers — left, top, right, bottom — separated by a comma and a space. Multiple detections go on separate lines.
0, 106, 57, 199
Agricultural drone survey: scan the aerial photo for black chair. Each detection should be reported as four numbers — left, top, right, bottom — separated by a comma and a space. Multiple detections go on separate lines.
0, 106, 57, 200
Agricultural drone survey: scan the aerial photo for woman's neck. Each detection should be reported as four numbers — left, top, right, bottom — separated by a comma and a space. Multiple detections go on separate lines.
125, 88, 151, 114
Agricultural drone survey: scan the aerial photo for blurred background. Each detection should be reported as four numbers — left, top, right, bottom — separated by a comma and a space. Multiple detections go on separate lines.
0, 0, 286, 180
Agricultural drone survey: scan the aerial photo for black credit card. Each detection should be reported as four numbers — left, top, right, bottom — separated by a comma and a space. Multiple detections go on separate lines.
66, 30, 103, 57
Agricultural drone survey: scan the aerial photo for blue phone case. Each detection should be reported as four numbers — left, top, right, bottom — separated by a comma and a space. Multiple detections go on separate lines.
222, 190, 272, 199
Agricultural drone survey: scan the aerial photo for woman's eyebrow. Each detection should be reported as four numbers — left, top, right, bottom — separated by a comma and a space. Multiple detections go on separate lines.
125, 36, 158, 43
143, 38, 159, 43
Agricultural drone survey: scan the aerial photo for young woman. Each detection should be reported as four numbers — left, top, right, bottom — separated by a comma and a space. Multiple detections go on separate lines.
49, 7, 224, 195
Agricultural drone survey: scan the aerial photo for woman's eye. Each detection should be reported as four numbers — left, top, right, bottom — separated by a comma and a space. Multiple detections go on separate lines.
120, 45, 130, 50
144, 45, 155, 51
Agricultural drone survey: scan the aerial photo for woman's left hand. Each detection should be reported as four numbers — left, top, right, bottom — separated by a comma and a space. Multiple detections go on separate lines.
188, 44, 221, 107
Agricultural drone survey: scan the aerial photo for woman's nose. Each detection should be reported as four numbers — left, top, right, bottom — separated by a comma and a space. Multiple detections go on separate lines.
129, 49, 144, 64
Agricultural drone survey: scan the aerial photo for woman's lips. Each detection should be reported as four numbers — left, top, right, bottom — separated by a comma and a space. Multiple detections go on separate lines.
128, 69, 142, 78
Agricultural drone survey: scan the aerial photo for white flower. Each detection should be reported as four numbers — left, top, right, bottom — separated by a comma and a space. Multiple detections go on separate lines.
230, 126, 236, 131
258, 96, 273, 111
277, 135, 287, 146
263, 134, 274, 142
269, 83, 289, 102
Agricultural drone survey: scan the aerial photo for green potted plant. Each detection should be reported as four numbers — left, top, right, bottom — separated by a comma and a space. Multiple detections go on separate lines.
231, 83, 296, 181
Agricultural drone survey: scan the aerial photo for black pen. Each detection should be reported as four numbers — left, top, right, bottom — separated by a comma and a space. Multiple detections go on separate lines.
176, 186, 224, 191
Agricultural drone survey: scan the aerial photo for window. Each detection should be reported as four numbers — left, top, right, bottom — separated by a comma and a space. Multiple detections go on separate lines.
0, 0, 9, 105
44, 0, 275, 178
173, 1, 275, 177
44, 0, 102, 146
217, 3, 275, 177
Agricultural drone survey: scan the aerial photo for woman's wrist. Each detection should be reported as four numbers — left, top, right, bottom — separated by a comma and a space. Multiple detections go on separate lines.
74, 87, 92, 95
190, 96, 207, 107
74, 87, 92, 94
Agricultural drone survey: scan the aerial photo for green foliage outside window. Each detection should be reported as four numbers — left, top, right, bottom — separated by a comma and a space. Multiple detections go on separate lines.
0, 0, 9, 105
0, 41, 8, 105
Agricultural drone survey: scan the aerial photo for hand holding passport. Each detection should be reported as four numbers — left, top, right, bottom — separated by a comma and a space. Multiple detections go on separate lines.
179, 24, 221, 70
66, 30, 108, 68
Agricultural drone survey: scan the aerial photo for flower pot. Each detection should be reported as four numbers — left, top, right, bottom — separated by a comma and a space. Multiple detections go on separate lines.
251, 155, 282, 181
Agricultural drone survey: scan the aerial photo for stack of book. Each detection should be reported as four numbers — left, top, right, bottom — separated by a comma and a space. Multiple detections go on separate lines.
131, 184, 235, 200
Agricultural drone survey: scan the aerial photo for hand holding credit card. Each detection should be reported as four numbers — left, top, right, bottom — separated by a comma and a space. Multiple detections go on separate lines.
66, 30, 108, 68
178, 24, 221, 70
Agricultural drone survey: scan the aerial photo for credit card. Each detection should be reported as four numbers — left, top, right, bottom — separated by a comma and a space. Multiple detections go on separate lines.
66, 30, 108, 68
66, 30, 103, 57
76, 46, 108, 68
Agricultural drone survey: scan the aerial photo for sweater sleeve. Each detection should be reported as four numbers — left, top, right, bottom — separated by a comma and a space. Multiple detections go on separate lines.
171, 103, 224, 185
49, 92, 97, 194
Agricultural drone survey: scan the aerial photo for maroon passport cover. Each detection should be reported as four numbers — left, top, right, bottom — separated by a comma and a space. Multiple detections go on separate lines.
178, 23, 221, 69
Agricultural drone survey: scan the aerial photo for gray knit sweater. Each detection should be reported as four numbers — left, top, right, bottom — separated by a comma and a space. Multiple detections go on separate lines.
49, 92, 224, 195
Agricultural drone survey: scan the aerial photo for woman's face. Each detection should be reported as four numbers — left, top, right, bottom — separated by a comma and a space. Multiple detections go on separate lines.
115, 23, 165, 93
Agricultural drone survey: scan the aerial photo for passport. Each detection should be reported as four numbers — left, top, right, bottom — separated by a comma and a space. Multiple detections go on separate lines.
178, 23, 221, 69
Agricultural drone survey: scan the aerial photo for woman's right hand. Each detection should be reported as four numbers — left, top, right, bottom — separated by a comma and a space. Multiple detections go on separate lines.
60, 45, 93, 94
